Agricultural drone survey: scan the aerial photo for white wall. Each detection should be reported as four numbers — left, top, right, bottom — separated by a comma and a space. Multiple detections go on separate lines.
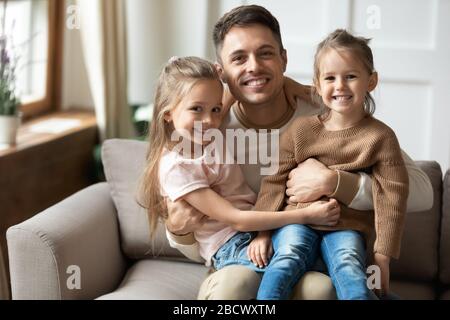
126, 0, 212, 105
63, 0, 450, 169
245, 0, 450, 169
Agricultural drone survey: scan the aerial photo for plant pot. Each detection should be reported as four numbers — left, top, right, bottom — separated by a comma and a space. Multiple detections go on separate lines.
0, 113, 21, 145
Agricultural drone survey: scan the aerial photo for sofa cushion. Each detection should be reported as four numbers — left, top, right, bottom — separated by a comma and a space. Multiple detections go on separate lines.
390, 161, 442, 281
96, 259, 208, 300
102, 139, 185, 260
440, 169, 450, 284
390, 280, 436, 300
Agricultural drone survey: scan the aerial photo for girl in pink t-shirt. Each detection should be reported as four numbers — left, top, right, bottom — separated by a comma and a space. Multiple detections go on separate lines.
139, 56, 340, 299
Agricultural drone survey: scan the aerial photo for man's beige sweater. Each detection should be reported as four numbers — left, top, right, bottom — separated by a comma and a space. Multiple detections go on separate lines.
254, 115, 409, 259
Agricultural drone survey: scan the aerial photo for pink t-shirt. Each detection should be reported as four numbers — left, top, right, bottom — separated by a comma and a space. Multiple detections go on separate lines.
159, 148, 256, 266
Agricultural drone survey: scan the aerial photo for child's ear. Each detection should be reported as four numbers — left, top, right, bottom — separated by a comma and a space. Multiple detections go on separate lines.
163, 111, 172, 122
368, 72, 378, 92
215, 62, 227, 84
313, 78, 322, 96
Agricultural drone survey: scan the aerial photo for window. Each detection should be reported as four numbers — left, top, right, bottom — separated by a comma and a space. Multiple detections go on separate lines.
1, 0, 63, 119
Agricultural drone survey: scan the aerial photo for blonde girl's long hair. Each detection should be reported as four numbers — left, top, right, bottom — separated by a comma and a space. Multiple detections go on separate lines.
312, 29, 377, 119
139, 56, 221, 236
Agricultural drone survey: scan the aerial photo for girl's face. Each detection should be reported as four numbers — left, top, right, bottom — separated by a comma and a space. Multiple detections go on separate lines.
316, 49, 377, 118
165, 79, 224, 146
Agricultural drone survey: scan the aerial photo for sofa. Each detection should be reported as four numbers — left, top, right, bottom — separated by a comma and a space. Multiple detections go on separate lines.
6, 139, 450, 300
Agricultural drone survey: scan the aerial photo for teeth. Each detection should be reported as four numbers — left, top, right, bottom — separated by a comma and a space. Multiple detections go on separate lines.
246, 78, 267, 86
333, 95, 352, 101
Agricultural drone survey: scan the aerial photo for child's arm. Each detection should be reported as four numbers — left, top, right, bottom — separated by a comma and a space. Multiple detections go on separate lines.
372, 135, 409, 259
253, 117, 306, 212
370, 133, 409, 296
373, 252, 390, 297
183, 187, 340, 232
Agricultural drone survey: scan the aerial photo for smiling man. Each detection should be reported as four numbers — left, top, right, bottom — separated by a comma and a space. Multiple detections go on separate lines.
165, 5, 433, 300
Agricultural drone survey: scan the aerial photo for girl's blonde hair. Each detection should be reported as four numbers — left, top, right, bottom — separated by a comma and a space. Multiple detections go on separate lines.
139, 56, 221, 235
312, 29, 376, 117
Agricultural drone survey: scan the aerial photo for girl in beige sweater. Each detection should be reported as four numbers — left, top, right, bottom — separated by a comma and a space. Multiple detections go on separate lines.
254, 29, 408, 299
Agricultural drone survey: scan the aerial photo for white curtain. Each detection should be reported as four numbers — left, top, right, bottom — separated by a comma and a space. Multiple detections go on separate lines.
77, 0, 135, 140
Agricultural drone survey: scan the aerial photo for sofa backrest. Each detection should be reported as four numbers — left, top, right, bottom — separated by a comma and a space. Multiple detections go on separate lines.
439, 169, 450, 284
390, 161, 442, 281
102, 139, 185, 260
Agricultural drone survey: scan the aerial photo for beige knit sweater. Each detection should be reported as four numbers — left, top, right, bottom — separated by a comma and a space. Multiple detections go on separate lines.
254, 115, 409, 259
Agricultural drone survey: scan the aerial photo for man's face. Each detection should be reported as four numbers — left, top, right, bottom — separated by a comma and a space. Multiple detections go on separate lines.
217, 24, 287, 107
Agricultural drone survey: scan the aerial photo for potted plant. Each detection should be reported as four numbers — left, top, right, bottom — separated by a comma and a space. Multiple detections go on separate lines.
0, 0, 21, 145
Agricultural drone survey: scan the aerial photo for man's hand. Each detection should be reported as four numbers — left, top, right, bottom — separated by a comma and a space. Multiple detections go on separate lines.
165, 198, 207, 235
222, 84, 236, 114
247, 231, 273, 268
373, 253, 391, 298
283, 77, 314, 108
286, 158, 338, 204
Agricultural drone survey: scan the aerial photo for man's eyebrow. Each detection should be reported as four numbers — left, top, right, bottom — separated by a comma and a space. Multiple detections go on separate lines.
229, 49, 246, 57
228, 44, 277, 57
257, 44, 276, 51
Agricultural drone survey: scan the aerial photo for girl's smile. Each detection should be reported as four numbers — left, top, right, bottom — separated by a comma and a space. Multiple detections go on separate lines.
316, 48, 377, 129
165, 79, 224, 146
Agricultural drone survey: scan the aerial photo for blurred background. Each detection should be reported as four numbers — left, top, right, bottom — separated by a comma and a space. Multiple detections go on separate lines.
73, 0, 450, 168
5, 0, 449, 168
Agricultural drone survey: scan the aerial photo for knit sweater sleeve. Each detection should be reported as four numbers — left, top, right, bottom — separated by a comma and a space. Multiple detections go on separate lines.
372, 134, 409, 259
253, 121, 300, 211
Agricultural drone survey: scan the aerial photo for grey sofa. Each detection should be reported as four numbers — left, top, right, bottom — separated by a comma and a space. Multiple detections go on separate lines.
6, 139, 450, 300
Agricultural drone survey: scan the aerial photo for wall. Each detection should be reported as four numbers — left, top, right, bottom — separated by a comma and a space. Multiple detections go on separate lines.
126, 0, 212, 105
65, 0, 450, 169
246, 0, 450, 169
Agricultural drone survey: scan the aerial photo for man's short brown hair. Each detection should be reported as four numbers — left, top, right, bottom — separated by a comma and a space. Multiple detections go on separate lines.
213, 5, 284, 60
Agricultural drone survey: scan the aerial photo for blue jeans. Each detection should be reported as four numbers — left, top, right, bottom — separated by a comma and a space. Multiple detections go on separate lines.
320, 230, 377, 300
212, 224, 320, 300
212, 226, 378, 300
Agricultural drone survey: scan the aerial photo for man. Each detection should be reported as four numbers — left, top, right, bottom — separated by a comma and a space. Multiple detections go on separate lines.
165, 5, 433, 299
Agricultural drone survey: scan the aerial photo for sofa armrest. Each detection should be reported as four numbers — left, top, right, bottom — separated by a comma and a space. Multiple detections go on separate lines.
440, 169, 450, 284
6, 182, 127, 300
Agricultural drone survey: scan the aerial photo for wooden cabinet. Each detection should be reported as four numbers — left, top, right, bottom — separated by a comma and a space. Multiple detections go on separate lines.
0, 110, 98, 299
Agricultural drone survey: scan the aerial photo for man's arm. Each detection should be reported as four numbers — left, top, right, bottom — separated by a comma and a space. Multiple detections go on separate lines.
286, 150, 433, 212
165, 228, 205, 263
165, 198, 206, 262
343, 150, 433, 212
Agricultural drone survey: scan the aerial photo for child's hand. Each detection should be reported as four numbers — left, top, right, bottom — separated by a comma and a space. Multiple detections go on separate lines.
247, 231, 273, 268
283, 76, 314, 108
305, 198, 340, 226
373, 252, 391, 297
